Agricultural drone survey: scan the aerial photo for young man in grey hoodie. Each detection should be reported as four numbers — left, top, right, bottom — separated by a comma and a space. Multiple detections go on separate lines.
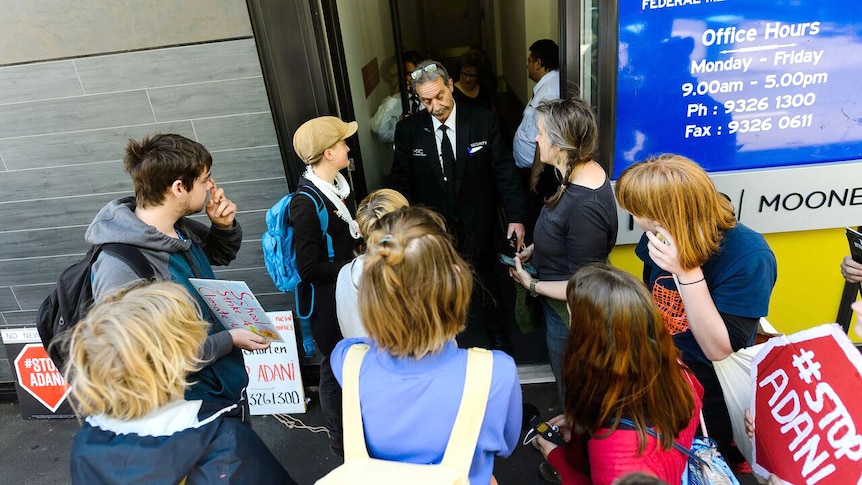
85, 133, 269, 416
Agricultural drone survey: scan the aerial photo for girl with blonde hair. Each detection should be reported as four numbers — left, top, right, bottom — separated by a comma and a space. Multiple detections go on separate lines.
615, 154, 777, 470
535, 264, 702, 484
58, 281, 293, 484
336, 188, 409, 338
330, 206, 522, 484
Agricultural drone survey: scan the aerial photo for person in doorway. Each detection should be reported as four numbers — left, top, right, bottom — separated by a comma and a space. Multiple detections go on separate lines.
615, 154, 777, 471
60, 281, 294, 484
513, 39, 562, 243
86, 133, 268, 417
331, 206, 522, 484
389, 60, 526, 352
370, 51, 425, 144
453, 49, 494, 110
508, 97, 617, 397
291, 116, 363, 456
514, 39, 561, 195
534, 264, 703, 485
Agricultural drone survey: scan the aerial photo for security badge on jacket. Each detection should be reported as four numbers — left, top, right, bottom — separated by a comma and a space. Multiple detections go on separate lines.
411, 141, 488, 158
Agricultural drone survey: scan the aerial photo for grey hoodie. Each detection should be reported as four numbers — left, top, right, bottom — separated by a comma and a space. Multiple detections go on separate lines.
86, 196, 242, 299
85, 197, 247, 404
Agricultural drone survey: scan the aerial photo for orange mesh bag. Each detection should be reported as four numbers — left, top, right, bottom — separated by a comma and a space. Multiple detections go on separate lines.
651, 275, 689, 335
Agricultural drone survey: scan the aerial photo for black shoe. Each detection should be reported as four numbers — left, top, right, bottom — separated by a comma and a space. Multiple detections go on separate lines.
538, 461, 562, 484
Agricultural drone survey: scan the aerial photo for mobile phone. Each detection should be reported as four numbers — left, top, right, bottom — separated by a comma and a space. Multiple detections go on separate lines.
498, 254, 538, 276
523, 415, 567, 446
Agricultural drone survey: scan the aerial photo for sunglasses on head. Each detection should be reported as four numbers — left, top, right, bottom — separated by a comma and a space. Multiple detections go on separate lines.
410, 63, 439, 80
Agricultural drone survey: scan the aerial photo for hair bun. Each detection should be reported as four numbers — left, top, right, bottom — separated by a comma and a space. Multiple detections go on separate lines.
375, 234, 404, 264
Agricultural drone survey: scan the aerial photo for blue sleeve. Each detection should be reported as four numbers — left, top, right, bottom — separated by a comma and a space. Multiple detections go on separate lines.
331, 338, 369, 386
489, 350, 523, 458
501, 366, 523, 457
710, 247, 777, 318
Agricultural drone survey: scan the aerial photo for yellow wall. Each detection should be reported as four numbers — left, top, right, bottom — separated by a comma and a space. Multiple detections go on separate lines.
609, 227, 859, 341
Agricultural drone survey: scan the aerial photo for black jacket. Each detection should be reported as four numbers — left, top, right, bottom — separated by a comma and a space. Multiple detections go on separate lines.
389, 103, 525, 262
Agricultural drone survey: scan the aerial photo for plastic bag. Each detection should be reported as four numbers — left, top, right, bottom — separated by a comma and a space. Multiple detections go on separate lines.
712, 319, 781, 463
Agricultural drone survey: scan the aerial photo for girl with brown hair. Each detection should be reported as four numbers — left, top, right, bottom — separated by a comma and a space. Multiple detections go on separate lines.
535, 264, 703, 484
614, 154, 777, 469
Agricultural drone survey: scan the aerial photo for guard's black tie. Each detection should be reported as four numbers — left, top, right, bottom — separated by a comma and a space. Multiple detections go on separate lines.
440, 125, 456, 183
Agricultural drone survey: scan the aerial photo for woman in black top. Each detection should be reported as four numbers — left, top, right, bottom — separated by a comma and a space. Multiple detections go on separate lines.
508, 98, 618, 397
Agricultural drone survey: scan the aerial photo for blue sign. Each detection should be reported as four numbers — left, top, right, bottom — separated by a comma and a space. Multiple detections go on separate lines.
614, 0, 862, 178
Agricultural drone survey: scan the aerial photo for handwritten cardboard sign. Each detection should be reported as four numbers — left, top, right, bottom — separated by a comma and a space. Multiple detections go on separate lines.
751, 324, 862, 484
242, 311, 306, 415
188, 279, 282, 342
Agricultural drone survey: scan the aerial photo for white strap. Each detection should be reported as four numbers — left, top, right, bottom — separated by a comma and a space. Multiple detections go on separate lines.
682, 367, 709, 438
341, 343, 371, 461
340, 344, 494, 475
440, 348, 494, 474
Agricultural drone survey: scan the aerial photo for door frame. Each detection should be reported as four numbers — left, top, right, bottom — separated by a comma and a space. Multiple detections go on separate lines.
246, 0, 368, 200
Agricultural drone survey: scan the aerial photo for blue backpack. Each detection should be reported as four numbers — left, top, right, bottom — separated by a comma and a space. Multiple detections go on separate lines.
263, 184, 334, 319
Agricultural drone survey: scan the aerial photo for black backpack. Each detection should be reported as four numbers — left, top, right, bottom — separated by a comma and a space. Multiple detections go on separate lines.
36, 243, 155, 369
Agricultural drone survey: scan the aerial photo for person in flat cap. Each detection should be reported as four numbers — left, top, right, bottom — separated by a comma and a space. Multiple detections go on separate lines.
290, 116, 362, 456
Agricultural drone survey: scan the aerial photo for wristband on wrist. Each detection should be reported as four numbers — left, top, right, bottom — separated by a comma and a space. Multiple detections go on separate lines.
529, 278, 539, 297
677, 276, 706, 286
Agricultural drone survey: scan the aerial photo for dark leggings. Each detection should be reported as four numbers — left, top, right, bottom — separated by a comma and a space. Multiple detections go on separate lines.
309, 284, 343, 442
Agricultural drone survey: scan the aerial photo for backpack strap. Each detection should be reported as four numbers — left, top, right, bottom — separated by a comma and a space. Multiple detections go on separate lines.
341, 343, 372, 462
340, 344, 494, 475
440, 347, 494, 474
100, 243, 155, 279
618, 417, 712, 469
297, 184, 335, 261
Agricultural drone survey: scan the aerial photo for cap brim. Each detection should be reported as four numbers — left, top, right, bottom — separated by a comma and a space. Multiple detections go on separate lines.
343, 121, 358, 139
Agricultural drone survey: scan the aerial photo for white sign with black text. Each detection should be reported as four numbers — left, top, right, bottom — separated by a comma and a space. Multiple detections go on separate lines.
242, 311, 306, 415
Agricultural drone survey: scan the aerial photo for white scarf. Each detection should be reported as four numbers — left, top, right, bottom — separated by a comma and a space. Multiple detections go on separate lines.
304, 166, 361, 239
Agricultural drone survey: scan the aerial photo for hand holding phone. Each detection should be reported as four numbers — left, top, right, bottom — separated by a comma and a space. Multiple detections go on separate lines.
523, 415, 567, 447
499, 254, 538, 276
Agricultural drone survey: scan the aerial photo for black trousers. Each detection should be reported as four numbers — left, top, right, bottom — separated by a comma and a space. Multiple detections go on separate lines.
308, 284, 343, 443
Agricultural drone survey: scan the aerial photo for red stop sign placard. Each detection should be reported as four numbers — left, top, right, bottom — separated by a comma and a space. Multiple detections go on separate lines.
752, 324, 862, 484
13, 344, 70, 412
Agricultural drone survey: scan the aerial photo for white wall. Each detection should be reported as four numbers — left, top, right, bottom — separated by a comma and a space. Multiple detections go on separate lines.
525, 0, 560, 93
498, 0, 528, 104
336, 0, 397, 192
497, 0, 558, 104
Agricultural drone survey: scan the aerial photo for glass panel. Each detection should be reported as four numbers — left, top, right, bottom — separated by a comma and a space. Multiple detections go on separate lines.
580, 1, 600, 104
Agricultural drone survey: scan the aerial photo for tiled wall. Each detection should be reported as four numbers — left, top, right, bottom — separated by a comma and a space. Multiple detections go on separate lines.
0, 38, 294, 380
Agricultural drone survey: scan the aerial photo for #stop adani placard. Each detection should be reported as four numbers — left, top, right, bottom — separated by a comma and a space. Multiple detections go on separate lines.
751, 324, 862, 484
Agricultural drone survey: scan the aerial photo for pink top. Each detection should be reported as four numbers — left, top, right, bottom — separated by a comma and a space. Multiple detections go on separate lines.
547, 371, 704, 485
